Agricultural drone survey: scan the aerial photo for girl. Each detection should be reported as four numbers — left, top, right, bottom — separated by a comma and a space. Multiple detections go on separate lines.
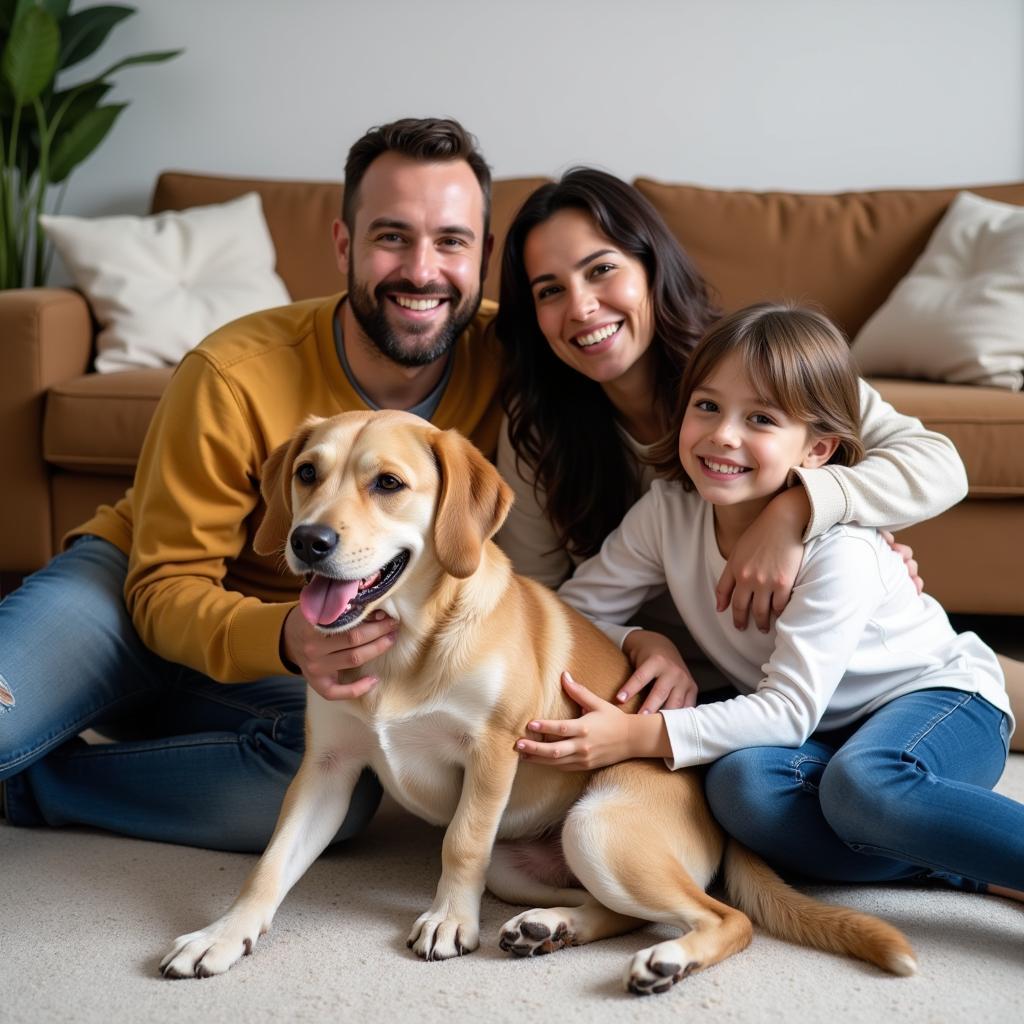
515, 303, 1023, 898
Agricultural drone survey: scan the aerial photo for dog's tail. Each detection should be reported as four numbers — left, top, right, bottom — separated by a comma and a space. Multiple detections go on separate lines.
723, 840, 917, 976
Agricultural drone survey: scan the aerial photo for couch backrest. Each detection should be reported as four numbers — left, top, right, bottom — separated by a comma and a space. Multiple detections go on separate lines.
154, 171, 1024, 338
634, 179, 1024, 337
151, 171, 549, 303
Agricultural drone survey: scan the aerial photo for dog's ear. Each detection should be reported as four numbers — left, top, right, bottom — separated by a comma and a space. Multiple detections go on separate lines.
430, 428, 513, 579
253, 417, 323, 556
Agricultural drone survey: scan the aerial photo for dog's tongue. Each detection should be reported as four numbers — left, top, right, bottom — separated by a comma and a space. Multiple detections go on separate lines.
299, 575, 361, 626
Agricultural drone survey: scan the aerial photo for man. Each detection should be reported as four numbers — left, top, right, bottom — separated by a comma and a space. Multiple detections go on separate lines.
0, 118, 501, 852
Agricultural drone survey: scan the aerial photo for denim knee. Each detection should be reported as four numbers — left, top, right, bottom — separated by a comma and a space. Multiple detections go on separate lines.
706, 747, 797, 847
818, 745, 916, 850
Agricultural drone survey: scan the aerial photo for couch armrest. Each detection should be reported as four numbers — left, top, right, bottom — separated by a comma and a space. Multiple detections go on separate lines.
0, 288, 94, 572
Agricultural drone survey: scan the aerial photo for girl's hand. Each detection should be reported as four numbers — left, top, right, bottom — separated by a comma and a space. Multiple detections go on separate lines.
515, 672, 670, 770
880, 530, 924, 594
716, 487, 808, 632
620, 630, 698, 713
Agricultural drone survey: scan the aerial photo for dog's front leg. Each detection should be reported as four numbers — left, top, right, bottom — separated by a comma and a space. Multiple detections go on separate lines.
408, 739, 519, 961
160, 749, 366, 979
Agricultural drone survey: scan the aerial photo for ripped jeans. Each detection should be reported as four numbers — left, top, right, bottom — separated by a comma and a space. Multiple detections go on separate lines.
704, 688, 1020, 891
0, 536, 380, 851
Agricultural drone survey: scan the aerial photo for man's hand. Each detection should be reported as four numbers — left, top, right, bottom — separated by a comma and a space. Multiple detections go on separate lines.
716, 486, 809, 633
880, 530, 924, 594
282, 606, 397, 700
619, 630, 697, 712
514, 672, 670, 771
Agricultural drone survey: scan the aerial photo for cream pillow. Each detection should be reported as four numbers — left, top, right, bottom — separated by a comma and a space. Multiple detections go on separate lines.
853, 191, 1024, 390
40, 193, 292, 373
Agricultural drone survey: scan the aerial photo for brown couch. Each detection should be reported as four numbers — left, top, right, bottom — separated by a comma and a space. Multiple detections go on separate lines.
2, 171, 1022, 613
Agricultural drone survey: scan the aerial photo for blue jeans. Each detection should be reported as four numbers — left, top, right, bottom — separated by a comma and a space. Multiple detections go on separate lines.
704, 688, 1020, 892
0, 536, 381, 852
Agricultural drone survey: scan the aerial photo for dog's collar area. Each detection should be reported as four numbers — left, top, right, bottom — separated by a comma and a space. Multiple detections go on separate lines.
305, 549, 410, 630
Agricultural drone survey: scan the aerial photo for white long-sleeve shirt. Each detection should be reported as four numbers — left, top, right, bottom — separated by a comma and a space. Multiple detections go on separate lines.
496, 378, 969, 589
557, 479, 1010, 770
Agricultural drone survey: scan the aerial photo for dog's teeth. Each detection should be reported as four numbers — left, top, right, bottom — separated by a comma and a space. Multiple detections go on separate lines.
359, 571, 381, 592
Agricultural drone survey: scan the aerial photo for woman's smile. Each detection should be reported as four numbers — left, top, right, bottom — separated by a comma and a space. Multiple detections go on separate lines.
525, 208, 655, 388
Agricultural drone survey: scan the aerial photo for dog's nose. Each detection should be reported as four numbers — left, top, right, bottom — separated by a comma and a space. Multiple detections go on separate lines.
289, 524, 339, 565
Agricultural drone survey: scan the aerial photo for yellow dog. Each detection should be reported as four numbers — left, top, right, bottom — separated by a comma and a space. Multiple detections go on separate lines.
160, 410, 914, 993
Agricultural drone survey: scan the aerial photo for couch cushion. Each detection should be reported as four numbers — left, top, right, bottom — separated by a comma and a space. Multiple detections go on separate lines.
41, 194, 291, 374
634, 179, 1024, 338
44, 369, 172, 475
152, 171, 550, 304
870, 378, 1024, 497
853, 191, 1024, 390
44, 368, 1024, 497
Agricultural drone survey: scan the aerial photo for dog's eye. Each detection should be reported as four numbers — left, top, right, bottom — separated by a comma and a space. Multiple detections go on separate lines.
374, 473, 404, 492
296, 463, 317, 485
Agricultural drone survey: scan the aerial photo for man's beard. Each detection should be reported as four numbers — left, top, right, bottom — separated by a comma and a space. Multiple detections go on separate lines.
348, 274, 483, 368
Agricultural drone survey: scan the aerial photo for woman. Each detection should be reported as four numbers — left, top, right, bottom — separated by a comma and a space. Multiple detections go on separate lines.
493, 167, 1024, 738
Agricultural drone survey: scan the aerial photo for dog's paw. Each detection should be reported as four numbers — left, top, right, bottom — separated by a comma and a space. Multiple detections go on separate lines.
498, 908, 576, 957
407, 911, 479, 961
159, 917, 260, 979
624, 940, 699, 995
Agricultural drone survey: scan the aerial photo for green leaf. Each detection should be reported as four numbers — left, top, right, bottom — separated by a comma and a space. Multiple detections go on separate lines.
49, 77, 110, 129
1, 5, 59, 103
59, 5, 134, 69
38, 1, 72, 21
48, 99, 123, 181
94, 47, 181, 77
1, 0, 37, 36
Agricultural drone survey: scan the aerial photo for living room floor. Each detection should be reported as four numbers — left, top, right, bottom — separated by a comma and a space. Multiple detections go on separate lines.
5, 615, 1022, 1024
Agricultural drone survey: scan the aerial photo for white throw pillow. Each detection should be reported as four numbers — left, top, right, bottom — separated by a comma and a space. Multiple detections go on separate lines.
40, 193, 292, 373
852, 191, 1024, 390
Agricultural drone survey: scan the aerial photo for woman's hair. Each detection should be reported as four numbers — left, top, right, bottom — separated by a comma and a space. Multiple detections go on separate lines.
495, 168, 718, 560
652, 302, 865, 485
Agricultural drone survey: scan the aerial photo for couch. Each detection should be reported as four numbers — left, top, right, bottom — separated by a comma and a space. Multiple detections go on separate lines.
1, 171, 1022, 613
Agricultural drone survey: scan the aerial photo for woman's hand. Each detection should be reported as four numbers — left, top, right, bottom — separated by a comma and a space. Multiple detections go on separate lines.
716, 486, 808, 632
880, 530, 924, 594
515, 672, 670, 770
619, 630, 697, 712
282, 606, 398, 700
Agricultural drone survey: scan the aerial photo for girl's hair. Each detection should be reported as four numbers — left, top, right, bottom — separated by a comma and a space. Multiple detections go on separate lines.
495, 168, 719, 560
652, 302, 865, 484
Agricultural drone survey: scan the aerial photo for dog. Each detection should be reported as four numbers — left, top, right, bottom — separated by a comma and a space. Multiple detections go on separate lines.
159, 410, 915, 992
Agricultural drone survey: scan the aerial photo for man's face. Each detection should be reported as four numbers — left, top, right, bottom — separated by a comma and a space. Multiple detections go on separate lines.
334, 152, 489, 367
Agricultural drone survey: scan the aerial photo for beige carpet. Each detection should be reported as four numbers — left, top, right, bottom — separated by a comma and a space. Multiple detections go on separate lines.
4, 756, 1022, 1024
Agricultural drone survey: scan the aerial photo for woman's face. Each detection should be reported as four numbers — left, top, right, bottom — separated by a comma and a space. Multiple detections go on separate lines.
523, 208, 655, 387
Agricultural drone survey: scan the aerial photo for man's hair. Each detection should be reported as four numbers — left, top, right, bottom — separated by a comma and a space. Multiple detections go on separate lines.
342, 117, 492, 236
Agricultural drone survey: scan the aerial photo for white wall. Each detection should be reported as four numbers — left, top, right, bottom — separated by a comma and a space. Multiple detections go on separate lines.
58, 0, 1024, 218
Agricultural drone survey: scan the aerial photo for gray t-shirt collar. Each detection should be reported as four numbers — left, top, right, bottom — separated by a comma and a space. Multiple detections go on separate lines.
333, 304, 453, 422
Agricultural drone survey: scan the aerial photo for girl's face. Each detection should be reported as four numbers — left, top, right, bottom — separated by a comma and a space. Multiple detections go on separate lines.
678, 351, 836, 510
523, 208, 656, 388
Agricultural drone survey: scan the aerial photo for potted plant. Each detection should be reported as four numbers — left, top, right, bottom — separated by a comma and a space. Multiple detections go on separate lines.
0, 0, 180, 289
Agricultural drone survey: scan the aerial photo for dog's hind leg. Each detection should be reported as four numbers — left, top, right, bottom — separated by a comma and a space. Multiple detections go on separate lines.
560, 763, 754, 995
160, 749, 367, 979
490, 839, 644, 955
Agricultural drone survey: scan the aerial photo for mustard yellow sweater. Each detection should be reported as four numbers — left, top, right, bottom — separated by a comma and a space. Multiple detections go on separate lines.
72, 294, 501, 682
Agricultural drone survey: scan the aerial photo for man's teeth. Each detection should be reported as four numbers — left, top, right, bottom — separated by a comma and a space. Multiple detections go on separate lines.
394, 296, 441, 311
576, 323, 620, 347
703, 458, 748, 475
